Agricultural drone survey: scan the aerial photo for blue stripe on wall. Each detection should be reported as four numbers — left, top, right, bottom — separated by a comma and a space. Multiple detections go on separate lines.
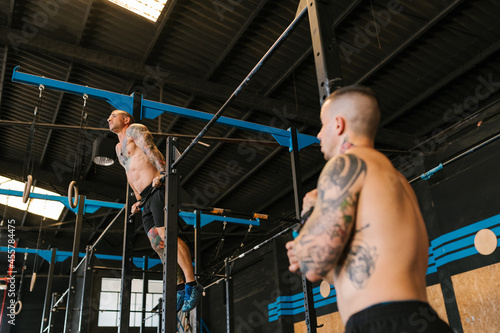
268, 214, 500, 322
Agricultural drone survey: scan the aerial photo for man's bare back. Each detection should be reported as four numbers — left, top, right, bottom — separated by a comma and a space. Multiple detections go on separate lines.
330, 147, 429, 322
286, 87, 453, 332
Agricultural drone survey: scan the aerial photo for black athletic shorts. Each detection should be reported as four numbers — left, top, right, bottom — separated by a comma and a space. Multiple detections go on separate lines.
140, 183, 165, 234
345, 301, 454, 333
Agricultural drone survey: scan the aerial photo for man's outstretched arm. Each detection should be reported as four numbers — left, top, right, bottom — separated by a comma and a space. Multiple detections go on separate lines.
287, 154, 367, 281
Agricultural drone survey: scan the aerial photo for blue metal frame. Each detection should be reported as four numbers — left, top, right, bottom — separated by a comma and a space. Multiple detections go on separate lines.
179, 211, 260, 228
0, 188, 260, 227
12, 67, 319, 150
0, 188, 123, 214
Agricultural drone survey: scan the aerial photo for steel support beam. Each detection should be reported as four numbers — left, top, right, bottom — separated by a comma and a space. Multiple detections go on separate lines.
387, 39, 500, 130
1, 27, 319, 125
163, 136, 179, 332
63, 195, 85, 333
40, 248, 57, 333
78, 245, 93, 333
308, 0, 343, 105
11, 67, 319, 150
193, 210, 202, 333
118, 185, 134, 333
225, 258, 234, 333
290, 128, 317, 333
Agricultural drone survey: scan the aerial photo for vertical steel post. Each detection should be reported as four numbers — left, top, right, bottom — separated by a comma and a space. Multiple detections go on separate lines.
162, 136, 179, 332
194, 210, 202, 333
308, 0, 343, 105
47, 292, 58, 333
140, 256, 148, 333
290, 128, 317, 333
40, 248, 57, 333
78, 245, 93, 333
64, 195, 85, 333
119, 185, 134, 332
225, 258, 234, 333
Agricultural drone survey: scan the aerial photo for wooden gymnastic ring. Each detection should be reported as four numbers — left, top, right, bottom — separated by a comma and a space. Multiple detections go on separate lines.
14, 300, 22, 315
68, 181, 79, 209
22, 175, 32, 204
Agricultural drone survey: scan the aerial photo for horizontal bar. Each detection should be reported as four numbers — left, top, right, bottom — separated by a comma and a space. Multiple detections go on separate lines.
0, 188, 123, 214
12, 67, 319, 149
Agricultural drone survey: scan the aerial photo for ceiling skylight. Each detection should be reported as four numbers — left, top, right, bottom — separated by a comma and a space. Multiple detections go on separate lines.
108, 0, 168, 22
0, 176, 64, 220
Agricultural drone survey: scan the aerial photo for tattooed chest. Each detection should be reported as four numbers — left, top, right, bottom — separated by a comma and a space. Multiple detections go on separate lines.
117, 141, 134, 170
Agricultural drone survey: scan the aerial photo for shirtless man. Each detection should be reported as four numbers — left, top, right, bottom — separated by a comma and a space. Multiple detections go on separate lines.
286, 86, 453, 332
108, 110, 201, 312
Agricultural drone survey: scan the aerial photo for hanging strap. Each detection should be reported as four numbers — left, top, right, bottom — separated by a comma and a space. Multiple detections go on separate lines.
72, 94, 89, 181
22, 84, 44, 180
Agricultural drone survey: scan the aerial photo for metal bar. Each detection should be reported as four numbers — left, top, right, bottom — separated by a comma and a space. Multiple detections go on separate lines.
119, 185, 134, 333
356, 0, 464, 87
73, 207, 125, 273
163, 137, 179, 332
78, 245, 93, 333
46, 292, 58, 333
40, 248, 57, 333
308, 0, 343, 104
224, 258, 234, 333
53, 289, 69, 309
228, 227, 293, 264
140, 256, 148, 333
0, 46, 9, 111
64, 195, 85, 333
171, 5, 310, 169
0, 188, 123, 214
409, 132, 500, 183
384, 38, 500, 129
12, 66, 133, 111
11, 68, 318, 149
194, 210, 201, 333
290, 128, 317, 333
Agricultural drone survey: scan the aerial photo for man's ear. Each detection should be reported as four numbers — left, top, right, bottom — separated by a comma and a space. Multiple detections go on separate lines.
335, 116, 346, 135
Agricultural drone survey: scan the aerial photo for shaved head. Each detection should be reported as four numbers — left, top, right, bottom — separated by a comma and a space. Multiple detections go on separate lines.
324, 86, 380, 140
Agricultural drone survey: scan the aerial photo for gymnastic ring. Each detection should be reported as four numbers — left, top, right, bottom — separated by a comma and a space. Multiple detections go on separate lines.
68, 181, 79, 209
22, 175, 32, 204
14, 300, 22, 315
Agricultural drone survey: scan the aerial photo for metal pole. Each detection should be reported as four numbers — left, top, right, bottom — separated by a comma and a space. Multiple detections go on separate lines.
64, 195, 85, 333
308, 0, 343, 105
46, 292, 58, 333
225, 258, 234, 333
163, 137, 179, 332
194, 210, 201, 333
140, 256, 148, 333
119, 185, 134, 332
40, 248, 57, 333
290, 128, 317, 333
172, 5, 309, 169
78, 245, 93, 333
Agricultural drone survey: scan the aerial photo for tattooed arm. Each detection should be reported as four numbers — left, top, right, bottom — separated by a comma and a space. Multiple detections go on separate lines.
127, 124, 166, 173
287, 154, 367, 282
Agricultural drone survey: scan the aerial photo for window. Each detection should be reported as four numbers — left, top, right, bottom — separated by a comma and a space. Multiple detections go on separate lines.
0, 176, 64, 220
98, 278, 163, 327
107, 0, 168, 22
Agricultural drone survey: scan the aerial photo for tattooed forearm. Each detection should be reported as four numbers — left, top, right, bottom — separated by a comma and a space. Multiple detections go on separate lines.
295, 154, 367, 278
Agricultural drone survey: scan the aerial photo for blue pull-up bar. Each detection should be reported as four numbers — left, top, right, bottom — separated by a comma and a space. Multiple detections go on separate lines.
12, 67, 319, 150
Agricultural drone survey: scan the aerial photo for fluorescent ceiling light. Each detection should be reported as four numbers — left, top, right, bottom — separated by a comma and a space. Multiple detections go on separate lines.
108, 0, 168, 22
0, 176, 64, 220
